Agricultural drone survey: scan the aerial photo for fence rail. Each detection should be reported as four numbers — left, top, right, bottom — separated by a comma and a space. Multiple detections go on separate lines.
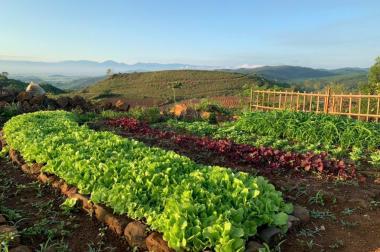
249, 88, 380, 122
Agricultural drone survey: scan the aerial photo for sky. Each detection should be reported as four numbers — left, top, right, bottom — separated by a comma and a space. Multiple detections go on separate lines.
1, 0, 380, 69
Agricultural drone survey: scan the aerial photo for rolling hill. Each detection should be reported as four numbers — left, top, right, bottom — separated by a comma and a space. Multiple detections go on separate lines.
75, 70, 288, 105
0, 76, 65, 94
227, 65, 368, 91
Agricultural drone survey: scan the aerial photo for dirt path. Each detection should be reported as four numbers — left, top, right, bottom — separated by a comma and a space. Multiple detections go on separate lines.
0, 158, 131, 252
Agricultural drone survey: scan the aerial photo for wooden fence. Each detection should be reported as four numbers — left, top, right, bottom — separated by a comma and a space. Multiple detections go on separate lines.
249, 88, 380, 122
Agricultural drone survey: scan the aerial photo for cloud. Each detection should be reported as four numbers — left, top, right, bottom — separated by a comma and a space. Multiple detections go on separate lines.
235, 64, 263, 69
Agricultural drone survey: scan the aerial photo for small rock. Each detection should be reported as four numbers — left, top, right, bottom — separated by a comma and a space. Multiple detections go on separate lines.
10, 245, 32, 252
258, 227, 281, 245
374, 178, 380, 184
0, 225, 20, 245
124, 221, 148, 249
287, 215, 300, 230
245, 241, 264, 252
16, 91, 33, 102
292, 204, 310, 223
146, 232, 174, 252
0, 214, 6, 224
114, 99, 130, 111
348, 198, 369, 209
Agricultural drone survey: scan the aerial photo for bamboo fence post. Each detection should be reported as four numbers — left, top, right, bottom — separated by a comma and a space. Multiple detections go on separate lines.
256, 92, 259, 110
339, 94, 343, 113
331, 95, 336, 113
249, 88, 253, 112
325, 88, 331, 114
316, 92, 320, 113
348, 93, 352, 118
267, 91, 270, 106
279, 93, 282, 109
376, 97, 380, 122
284, 90, 288, 109
358, 94, 362, 119
302, 92, 306, 111
290, 92, 294, 110
296, 92, 300, 111
309, 95, 313, 112
262, 92, 265, 109
366, 97, 371, 121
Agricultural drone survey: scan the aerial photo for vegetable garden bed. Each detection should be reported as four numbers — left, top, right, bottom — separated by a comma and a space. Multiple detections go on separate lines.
106, 117, 355, 178
1, 111, 294, 252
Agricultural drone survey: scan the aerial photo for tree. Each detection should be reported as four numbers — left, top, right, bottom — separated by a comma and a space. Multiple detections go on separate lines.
366, 57, 380, 94
1, 72, 8, 78
106, 68, 113, 76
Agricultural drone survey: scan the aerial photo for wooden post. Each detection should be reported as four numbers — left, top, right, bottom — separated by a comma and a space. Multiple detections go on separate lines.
249, 88, 253, 112
348, 93, 352, 118
316, 92, 320, 113
262, 92, 265, 108
296, 91, 300, 111
290, 92, 294, 110
331, 95, 336, 113
376, 97, 380, 122
325, 88, 331, 114
284, 90, 288, 109
366, 97, 370, 121
309, 95, 313, 112
279, 93, 282, 109
358, 94, 362, 119
339, 95, 343, 113
302, 92, 306, 111
256, 92, 259, 110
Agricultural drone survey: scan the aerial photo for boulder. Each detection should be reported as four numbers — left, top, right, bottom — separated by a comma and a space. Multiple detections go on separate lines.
287, 215, 301, 230
0, 214, 6, 224
124, 221, 148, 249
29, 95, 47, 106
245, 241, 264, 252
146, 232, 174, 252
71, 95, 87, 108
200, 111, 211, 120
114, 99, 130, 111
170, 103, 188, 117
258, 227, 282, 245
16, 92, 33, 102
56, 96, 71, 109
10, 245, 32, 252
25, 82, 45, 96
292, 204, 310, 223
0, 100, 9, 108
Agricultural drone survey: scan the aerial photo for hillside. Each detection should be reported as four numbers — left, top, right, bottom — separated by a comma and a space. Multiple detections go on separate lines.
0, 76, 65, 94
230, 65, 336, 81
227, 65, 368, 92
76, 70, 288, 104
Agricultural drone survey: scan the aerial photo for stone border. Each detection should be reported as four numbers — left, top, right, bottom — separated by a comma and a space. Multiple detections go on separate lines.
0, 133, 174, 252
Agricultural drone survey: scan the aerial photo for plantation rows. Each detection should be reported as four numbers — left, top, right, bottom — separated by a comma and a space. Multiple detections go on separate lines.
108, 117, 355, 178
158, 111, 380, 165
2, 111, 293, 252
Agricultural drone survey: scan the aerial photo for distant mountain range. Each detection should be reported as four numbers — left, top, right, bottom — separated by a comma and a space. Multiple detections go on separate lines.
0, 60, 369, 91
0, 59, 214, 76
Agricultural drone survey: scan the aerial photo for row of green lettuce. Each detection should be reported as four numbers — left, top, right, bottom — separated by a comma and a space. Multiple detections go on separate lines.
3, 111, 292, 252
155, 111, 380, 165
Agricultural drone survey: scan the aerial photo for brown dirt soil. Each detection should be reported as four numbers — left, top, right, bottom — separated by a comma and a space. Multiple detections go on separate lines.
102, 124, 380, 252
0, 158, 131, 252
